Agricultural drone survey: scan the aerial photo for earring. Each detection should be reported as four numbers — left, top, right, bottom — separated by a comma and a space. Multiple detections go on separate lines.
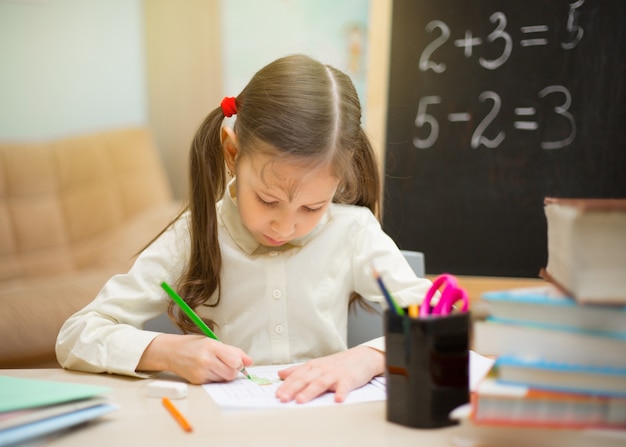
227, 169, 233, 177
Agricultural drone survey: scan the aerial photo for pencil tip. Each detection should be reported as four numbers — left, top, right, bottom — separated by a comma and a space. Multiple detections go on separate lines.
240, 366, 252, 380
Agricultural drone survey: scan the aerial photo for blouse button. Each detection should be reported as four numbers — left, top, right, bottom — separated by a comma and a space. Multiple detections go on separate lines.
272, 289, 282, 299
274, 324, 284, 334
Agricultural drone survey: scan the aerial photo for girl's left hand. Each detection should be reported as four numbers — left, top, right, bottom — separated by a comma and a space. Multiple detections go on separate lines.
275, 346, 384, 403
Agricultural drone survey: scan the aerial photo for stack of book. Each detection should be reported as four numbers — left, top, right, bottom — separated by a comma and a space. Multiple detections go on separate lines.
473, 285, 626, 427
471, 198, 626, 433
0, 375, 117, 445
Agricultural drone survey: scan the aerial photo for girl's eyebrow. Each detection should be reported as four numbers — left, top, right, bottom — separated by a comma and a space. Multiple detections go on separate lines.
257, 190, 284, 201
306, 198, 333, 206
258, 189, 332, 206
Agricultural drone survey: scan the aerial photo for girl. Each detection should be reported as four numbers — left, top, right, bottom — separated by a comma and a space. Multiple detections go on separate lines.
56, 54, 432, 403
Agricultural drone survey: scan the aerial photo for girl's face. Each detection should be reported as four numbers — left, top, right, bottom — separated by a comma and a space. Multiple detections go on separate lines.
235, 153, 340, 247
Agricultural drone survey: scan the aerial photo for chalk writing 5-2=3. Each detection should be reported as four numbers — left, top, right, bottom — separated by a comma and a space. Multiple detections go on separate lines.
414, 86, 576, 151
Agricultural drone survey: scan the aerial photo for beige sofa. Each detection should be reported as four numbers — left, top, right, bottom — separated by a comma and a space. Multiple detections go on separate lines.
0, 127, 181, 367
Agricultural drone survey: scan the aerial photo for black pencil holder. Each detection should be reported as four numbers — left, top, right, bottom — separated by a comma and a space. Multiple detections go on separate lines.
384, 310, 470, 429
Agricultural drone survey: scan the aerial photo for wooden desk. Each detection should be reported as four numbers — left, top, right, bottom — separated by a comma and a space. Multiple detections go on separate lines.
1, 369, 467, 447
453, 275, 546, 302
426, 275, 546, 302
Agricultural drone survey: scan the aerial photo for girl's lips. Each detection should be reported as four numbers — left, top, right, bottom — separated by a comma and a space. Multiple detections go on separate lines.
264, 235, 287, 246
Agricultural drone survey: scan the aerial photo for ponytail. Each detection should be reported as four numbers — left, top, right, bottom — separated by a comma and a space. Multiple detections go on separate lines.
169, 107, 228, 333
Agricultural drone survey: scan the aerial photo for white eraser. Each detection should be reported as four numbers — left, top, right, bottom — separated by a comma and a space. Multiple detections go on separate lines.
145, 380, 188, 399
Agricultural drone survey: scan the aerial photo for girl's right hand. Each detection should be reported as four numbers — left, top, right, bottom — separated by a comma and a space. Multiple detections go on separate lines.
137, 333, 253, 384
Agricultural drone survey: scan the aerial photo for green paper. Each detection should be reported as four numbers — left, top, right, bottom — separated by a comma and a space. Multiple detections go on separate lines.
0, 376, 111, 413
249, 375, 273, 386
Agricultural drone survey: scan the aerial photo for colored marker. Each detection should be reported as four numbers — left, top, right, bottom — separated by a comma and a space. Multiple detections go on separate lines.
371, 268, 405, 316
408, 303, 420, 318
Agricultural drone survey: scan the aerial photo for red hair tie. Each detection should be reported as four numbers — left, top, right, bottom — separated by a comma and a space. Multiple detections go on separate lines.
221, 96, 237, 117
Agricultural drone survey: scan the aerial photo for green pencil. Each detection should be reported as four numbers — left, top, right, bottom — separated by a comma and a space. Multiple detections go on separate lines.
160, 281, 251, 380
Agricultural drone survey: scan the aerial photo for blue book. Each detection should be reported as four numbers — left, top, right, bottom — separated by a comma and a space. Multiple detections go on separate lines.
474, 319, 626, 370
495, 356, 626, 397
0, 401, 117, 446
481, 285, 626, 338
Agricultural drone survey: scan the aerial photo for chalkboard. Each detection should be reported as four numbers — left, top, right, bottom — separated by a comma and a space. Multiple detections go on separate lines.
383, 0, 626, 278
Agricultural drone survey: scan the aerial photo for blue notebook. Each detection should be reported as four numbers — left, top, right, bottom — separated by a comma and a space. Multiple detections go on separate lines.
481, 285, 626, 337
0, 401, 117, 446
495, 356, 626, 397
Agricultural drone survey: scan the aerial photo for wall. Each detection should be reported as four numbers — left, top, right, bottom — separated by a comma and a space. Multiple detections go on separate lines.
144, 0, 223, 199
365, 0, 392, 175
0, 0, 147, 140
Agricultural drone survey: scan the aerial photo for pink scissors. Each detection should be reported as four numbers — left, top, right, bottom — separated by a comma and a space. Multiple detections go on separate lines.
420, 274, 469, 317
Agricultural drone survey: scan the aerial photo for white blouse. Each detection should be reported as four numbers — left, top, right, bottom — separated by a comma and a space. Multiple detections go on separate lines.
56, 182, 432, 377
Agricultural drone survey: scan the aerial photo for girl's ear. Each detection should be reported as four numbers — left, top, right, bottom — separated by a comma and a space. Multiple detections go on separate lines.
221, 127, 239, 174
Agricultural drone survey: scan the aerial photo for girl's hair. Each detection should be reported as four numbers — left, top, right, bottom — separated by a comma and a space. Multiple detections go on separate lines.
170, 54, 381, 334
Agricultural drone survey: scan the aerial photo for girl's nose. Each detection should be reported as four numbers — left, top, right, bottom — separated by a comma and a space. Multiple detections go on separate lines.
271, 213, 296, 238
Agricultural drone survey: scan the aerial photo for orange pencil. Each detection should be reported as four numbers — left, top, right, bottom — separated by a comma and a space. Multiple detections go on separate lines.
162, 397, 193, 433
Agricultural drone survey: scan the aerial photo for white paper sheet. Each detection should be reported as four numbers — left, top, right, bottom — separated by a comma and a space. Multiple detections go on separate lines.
203, 364, 386, 409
